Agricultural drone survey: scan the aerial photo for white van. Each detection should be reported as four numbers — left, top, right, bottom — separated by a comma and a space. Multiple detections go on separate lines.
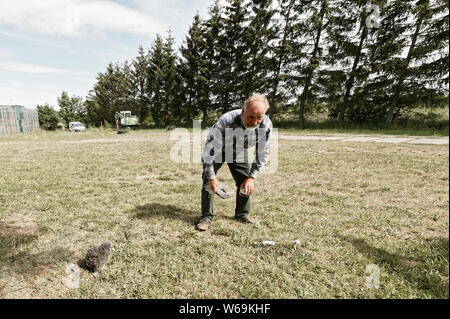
69, 122, 86, 132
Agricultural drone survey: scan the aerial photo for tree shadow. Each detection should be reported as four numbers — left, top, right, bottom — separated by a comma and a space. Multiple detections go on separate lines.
1, 248, 74, 277
341, 235, 449, 298
129, 203, 199, 225
0, 221, 38, 256
0, 221, 74, 278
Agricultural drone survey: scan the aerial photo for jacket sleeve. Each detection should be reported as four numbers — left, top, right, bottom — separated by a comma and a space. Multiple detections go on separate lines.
249, 123, 272, 179
202, 123, 224, 180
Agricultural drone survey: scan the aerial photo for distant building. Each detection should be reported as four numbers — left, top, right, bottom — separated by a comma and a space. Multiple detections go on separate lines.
0, 105, 40, 134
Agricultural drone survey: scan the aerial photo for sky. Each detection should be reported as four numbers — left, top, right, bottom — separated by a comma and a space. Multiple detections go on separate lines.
0, 0, 215, 110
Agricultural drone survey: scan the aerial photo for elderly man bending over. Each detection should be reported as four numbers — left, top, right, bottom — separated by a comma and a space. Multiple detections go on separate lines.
196, 93, 273, 231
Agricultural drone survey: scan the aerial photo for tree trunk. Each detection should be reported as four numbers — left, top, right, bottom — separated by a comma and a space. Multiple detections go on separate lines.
268, 0, 295, 122
386, 15, 423, 124
203, 108, 208, 123
338, 21, 368, 123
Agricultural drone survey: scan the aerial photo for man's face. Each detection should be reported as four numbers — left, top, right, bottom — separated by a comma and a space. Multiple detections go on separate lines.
242, 101, 266, 129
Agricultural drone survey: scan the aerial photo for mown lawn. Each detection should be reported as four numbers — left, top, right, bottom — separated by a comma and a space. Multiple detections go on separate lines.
0, 129, 448, 298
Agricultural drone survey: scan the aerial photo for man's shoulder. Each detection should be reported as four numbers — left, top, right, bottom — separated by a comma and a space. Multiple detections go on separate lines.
260, 115, 273, 131
216, 109, 242, 128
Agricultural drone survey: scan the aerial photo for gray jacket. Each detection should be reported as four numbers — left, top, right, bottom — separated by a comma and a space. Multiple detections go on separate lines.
202, 109, 273, 180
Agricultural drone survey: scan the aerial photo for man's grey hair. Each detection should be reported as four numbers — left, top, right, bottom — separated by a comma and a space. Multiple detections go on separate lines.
243, 93, 270, 112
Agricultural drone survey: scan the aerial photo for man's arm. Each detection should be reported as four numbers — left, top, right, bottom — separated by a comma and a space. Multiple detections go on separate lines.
248, 123, 273, 179
202, 123, 224, 181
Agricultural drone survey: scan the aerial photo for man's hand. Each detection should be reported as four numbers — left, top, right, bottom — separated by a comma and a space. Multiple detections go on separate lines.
209, 179, 219, 194
241, 177, 255, 195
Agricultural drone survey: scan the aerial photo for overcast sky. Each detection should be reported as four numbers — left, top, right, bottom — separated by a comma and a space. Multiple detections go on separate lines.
0, 0, 216, 109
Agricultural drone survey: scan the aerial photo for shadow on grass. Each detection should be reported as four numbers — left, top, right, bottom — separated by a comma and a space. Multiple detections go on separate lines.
0, 221, 38, 256
129, 203, 199, 225
77, 258, 88, 271
342, 235, 449, 298
0, 221, 73, 279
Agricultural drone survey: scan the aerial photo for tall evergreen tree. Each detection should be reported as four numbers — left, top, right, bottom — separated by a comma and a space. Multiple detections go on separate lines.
85, 62, 127, 125
203, 0, 225, 120
241, 0, 277, 100
297, 0, 329, 128
215, 0, 249, 112
386, 0, 449, 123
148, 31, 179, 126
163, 29, 181, 125
58, 91, 74, 125
58, 91, 86, 126
148, 34, 166, 125
266, 0, 303, 121
132, 46, 151, 123
122, 60, 141, 117
179, 13, 208, 122
335, 0, 371, 123
416, 0, 449, 93
347, 0, 411, 123
340, 0, 448, 124
318, 0, 382, 124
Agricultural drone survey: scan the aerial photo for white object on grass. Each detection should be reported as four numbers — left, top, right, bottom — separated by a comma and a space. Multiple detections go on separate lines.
261, 241, 275, 247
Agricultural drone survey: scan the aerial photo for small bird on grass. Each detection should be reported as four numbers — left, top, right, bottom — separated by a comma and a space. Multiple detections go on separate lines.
85, 241, 114, 277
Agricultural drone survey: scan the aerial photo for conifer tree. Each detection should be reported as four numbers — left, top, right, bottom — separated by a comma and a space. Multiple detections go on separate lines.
121, 60, 141, 117
148, 34, 166, 125
203, 0, 224, 120
241, 0, 277, 100
58, 91, 87, 126
335, 0, 371, 123
297, 0, 329, 128
347, 0, 411, 123
386, 0, 449, 123
267, 0, 300, 121
85, 62, 128, 125
147, 31, 180, 126
179, 13, 208, 122
132, 46, 151, 123
163, 30, 180, 125
215, 0, 249, 112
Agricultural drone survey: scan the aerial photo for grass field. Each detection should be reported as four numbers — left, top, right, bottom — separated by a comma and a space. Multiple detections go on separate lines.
0, 129, 448, 298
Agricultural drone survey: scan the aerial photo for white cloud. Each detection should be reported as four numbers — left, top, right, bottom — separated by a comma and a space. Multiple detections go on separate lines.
0, 80, 94, 109
0, 0, 218, 109
0, 82, 59, 109
0, 60, 90, 75
0, 48, 13, 59
130, 0, 216, 43
0, 0, 165, 38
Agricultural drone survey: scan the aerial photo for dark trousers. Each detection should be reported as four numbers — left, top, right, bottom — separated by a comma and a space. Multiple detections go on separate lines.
201, 161, 251, 221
